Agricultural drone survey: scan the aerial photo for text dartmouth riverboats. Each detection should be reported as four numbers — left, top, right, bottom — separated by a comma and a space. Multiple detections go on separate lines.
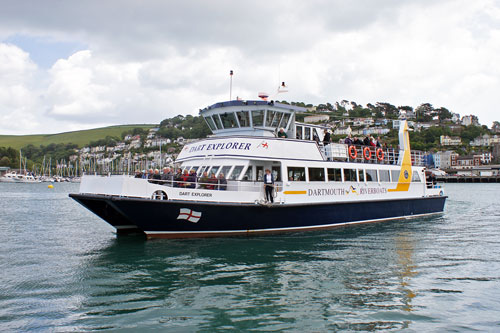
70, 100, 447, 239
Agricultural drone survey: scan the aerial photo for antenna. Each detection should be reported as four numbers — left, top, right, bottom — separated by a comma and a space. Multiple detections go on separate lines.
229, 70, 233, 101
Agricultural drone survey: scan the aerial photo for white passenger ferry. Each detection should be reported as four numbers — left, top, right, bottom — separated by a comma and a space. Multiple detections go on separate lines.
70, 100, 446, 239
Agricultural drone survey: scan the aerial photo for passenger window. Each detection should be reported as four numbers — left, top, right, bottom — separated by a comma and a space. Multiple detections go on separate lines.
308, 167, 325, 182
197, 166, 207, 175
219, 166, 231, 178
265, 110, 276, 127
380, 170, 391, 182
242, 166, 253, 181
273, 112, 284, 128
327, 168, 342, 181
256, 166, 264, 181
358, 169, 365, 182
343, 168, 357, 182
304, 128, 311, 140
365, 169, 378, 182
220, 112, 238, 128
213, 115, 223, 130
296, 126, 303, 139
390, 170, 400, 182
252, 110, 264, 126
236, 111, 250, 127
208, 166, 220, 175
280, 113, 291, 129
272, 166, 281, 182
205, 116, 217, 131
412, 171, 421, 182
229, 166, 244, 180
287, 167, 306, 181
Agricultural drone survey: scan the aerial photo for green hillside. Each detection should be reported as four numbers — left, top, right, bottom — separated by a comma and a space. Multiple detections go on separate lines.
0, 124, 155, 150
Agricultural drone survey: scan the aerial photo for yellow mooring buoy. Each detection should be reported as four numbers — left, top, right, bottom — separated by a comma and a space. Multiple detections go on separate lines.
48, 184, 54, 189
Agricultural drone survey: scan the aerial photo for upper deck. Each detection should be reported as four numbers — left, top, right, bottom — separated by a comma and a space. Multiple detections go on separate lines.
197, 100, 425, 167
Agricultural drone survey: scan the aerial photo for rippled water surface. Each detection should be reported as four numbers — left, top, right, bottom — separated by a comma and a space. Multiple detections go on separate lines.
1, 182, 500, 331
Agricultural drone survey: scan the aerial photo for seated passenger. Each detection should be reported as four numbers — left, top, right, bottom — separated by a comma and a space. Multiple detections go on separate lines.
173, 169, 183, 187
161, 167, 172, 186
180, 169, 190, 188
151, 169, 161, 183
134, 170, 142, 178
187, 170, 197, 188
207, 173, 217, 190
199, 171, 210, 189
217, 173, 227, 190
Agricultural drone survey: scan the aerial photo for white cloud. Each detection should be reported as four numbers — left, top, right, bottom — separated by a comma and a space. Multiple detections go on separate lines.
1, 0, 500, 135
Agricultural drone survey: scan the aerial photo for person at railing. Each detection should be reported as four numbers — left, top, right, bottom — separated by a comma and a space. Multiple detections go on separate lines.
344, 133, 353, 145
376, 136, 382, 148
187, 169, 197, 188
263, 169, 275, 203
277, 128, 287, 138
161, 167, 173, 186
151, 169, 161, 184
199, 171, 210, 189
173, 168, 182, 187
218, 173, 227, 191
363, 136, 371, 146
134, 169, 142, 178
353, 137, 362, 145
207, 172, 217, 190
323, 129, 331, 146
178, 169, 189, 188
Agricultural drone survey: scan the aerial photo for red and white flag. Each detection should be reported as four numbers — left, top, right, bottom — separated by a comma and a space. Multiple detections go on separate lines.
177, 208, 202, 223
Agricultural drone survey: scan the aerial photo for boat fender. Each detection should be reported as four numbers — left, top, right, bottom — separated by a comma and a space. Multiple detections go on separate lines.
363, 147, 372, 160
348, 146, 357, 159
376, 148, 384, 161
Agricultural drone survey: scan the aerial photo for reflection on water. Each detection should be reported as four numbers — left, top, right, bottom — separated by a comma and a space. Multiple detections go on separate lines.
1, 183, 500, 331
395, 233, 417, 313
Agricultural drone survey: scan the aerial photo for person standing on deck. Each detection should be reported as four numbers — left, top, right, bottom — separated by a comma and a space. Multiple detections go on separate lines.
263, 169, 275, 203
323, 129, 331, 145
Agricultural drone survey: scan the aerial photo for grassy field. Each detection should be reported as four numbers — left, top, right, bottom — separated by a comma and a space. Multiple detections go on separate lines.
0, 124, 155, 149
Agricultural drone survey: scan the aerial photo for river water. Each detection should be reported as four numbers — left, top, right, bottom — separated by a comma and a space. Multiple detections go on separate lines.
0, 182, 499, 331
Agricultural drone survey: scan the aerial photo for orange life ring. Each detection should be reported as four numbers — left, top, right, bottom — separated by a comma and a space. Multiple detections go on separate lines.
363, 147, 372, 160
348, 146, 357, 159
376, 148, 384, 161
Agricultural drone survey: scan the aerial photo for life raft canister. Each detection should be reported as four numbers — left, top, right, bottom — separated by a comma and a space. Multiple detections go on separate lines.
348, 146, 357, 159
363, 147, 372, 160
376, 148, 384, 161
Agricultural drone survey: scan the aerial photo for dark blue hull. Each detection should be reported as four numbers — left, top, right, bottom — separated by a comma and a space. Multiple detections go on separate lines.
70, 194, 446, 238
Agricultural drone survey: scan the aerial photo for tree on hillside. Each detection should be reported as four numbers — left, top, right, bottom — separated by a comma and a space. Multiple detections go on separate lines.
436, 107, 452, 122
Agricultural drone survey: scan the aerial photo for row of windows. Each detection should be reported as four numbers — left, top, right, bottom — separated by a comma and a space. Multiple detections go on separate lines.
288, 167, 422, 183
182, 164, 422, 183
183, 165, 244, 180
204, 109, 292, 131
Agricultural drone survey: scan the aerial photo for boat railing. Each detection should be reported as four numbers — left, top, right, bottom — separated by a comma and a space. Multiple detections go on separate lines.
145, 177, 281, 193
323, 143, 425, 166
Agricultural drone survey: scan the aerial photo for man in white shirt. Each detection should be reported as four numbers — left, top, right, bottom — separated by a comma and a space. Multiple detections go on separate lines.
263, 169, 275, 203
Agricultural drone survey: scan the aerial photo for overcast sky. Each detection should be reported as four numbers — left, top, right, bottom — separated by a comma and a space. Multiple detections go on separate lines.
1, 0, 499, 135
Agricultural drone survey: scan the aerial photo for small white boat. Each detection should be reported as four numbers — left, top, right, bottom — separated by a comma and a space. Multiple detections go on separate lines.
0, 171, 41, 183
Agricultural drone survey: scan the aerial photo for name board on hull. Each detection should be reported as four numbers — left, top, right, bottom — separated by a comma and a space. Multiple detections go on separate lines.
176, 137, 324, 161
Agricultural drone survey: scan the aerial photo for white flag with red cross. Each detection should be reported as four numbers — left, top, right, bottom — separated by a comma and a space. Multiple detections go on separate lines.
177, 208, 202, 223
